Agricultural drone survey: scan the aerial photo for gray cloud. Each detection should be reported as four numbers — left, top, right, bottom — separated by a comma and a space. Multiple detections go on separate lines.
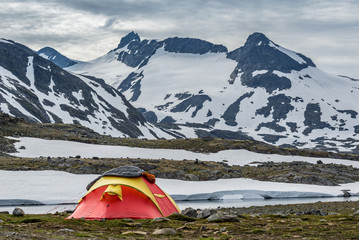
0, 0, 358, 78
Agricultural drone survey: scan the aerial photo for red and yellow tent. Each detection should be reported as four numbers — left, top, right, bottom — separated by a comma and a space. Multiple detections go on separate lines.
67, 166, 180, 219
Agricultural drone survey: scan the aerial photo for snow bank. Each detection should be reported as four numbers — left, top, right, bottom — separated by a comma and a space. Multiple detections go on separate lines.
1, 170, 358, 206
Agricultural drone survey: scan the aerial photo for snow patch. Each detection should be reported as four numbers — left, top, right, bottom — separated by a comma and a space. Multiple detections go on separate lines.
9, 137, 359, 168
252, 70, 268, 77
269, 41, 306, 64
0, 170, 358, 206
0, 39, 14, 45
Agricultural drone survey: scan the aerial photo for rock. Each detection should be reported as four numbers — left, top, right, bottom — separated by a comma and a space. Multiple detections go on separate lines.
317, 160, 323, 164
197, 209, 217, 219
303, 210, 327, 216
153, 228, 177, 235
75, 155, 81, 159
122, 231, 147, 235
207, 213, 240, 222
341, 189, 351, 197
185, 174, 199, 181
19, 146, 26, 149
0, 211, 9, 214
122, 218, 135, 222
152, 217, 170, 222
352, 210, 359, 215
220, 227, 227, 232
58, 228, 74, 232
182, 207, 198, 218
293, 175, 302, 183
199, 225, 207, 231
0, 219, 3, 223
12, 207, 25, 216
127, 222, 142, 227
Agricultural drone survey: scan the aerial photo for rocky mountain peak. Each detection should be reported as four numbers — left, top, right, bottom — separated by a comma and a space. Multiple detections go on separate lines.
163, 37, 228, 54
117, 31, 141, 49
37, 47, 77, 68
244, 32, 271, 47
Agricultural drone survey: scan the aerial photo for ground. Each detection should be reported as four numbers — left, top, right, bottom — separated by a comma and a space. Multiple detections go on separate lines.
1, 201, 359, 239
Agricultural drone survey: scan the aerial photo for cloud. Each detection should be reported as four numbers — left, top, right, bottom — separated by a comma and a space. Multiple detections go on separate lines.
0, 0, 358, 77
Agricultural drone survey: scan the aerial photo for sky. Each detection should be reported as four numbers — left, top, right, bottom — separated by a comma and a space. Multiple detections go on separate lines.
0, 0, 358, 78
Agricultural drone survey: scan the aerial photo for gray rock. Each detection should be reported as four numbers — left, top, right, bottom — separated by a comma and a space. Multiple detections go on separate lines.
199, 225, 207, 231
207, 213, 240, 222
58, 228, 75, 232
197, 209, 217, 219
342, 189, 351, 197
182, 207, 198, 218
303, 210, 327, 216
153, 228, 177, 235
185, 174, 199, 181
152, 217, 170, 222
0, 211, 9, 214
352, 210, 359, 215
293, 175, 302, 183
220, 227, 227, 232
12, 207, 25, 216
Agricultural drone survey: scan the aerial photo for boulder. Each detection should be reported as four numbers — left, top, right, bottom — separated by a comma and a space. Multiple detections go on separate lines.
182, 207, 198, 218
207, 213, 240, 222
12, 207, 25, 216
197, 209, 217, 219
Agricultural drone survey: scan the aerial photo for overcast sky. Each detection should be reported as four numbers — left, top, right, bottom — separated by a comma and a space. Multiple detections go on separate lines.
1, 0, 358, 78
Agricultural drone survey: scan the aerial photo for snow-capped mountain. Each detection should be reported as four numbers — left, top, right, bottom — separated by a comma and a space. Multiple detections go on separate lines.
0, 38, 172, 139
37, 47, 78, 68
62, 32, 359, 152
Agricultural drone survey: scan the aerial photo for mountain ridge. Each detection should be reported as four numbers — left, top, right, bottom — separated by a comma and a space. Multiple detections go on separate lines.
0, 38, 173, 139
5, 32, 359, 153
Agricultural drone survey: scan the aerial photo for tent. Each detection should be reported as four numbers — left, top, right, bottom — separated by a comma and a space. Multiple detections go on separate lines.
67, 166, 180, 219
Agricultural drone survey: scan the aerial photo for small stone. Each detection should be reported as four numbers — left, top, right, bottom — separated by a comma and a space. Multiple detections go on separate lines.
19, 146, 26, 149
127, 222, 142, 227
199, 225, 207, 231
207, 213, 240, 222
58, 228, 74, 232
316, 160, 323, 164
153, 228, 177, 235
122, 218, 134, 222
0, 219, 3, 223
0, 211, 9, 214
220, 227, 227, 232
176, 225, 190, 230
122, 231, 147, 235
352, 210, 359, 215
152, 217, 170, 222
12, 207, 25, 216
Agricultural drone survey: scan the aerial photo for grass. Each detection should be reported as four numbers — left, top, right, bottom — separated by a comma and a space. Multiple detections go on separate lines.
1, 200, 359, 239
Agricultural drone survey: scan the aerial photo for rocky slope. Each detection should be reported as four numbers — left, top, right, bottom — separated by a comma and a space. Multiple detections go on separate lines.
0, 38, 172, 139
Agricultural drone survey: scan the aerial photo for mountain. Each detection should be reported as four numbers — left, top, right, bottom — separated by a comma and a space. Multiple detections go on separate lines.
0, 38, 172, 139
52, 33, 359, 152
37, 47, 78, 68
